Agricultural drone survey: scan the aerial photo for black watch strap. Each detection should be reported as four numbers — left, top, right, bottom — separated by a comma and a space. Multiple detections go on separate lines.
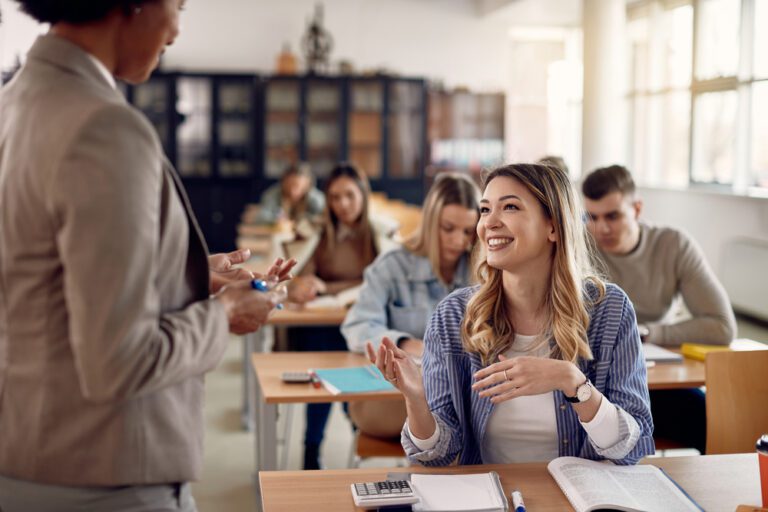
563, 377, 589, 403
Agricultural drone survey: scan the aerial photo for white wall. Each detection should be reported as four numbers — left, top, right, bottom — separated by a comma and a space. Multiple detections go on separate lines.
0, 0, 583, 91
0, 0, 46, 70
639, 186, 768, 287
163, 0, 513, 91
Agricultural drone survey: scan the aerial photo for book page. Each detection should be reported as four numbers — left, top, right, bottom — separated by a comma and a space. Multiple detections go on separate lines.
548, 458, 701, 512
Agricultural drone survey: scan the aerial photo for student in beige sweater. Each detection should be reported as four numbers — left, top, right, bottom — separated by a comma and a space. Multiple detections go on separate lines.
581, 164, 736, 454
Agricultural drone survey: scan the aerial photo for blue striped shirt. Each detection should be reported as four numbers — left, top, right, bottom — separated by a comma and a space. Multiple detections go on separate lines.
401, 282, 655, 466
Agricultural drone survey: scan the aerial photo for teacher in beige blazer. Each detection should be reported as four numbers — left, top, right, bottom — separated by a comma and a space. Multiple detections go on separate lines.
0, 1, 294, 511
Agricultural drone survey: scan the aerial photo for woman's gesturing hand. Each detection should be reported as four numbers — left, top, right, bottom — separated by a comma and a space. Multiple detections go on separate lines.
366, 337, 424, 401
471, 355, 584, 404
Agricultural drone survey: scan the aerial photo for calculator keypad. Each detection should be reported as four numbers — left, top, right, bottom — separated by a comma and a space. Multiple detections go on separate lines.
354, 480, 412, 496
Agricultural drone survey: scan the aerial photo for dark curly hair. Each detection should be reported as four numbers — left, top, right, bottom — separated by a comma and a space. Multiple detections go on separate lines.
13, 0, 155, 25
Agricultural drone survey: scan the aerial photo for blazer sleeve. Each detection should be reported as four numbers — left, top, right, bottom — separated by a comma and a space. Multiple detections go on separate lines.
49, 104, 229, 404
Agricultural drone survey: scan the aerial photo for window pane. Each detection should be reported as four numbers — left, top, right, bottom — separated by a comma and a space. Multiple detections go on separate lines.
695, 0, 740, 80
660, 91, 691, 187
691, 91, 738, 184
752, 82, 768, 187
662, 6, 692, 88
755, 0, 768, 79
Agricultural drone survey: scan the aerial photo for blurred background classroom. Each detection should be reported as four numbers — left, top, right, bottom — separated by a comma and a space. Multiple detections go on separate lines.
2, 0, 767, 510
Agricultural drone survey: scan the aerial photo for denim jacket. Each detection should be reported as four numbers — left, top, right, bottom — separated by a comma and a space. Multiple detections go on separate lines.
341, 248, 471, 353
401, 283, 655, 466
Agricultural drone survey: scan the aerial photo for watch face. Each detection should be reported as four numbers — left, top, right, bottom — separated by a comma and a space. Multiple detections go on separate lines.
576, 382, 592, 402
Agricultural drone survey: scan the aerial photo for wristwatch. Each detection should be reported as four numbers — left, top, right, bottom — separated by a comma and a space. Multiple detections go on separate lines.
564, 377, 593, 403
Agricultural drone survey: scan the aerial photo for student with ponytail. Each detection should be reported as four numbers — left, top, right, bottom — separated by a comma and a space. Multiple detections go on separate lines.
367, 163, 654, 466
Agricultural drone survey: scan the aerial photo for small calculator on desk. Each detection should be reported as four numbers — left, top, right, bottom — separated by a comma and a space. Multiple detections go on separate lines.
351, 480, 419, 509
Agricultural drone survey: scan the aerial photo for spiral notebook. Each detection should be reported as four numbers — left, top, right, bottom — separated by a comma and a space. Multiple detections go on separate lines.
409, 472, 508, 512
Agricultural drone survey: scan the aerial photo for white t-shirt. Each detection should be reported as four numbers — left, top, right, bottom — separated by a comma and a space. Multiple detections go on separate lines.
408, 334, 622, 462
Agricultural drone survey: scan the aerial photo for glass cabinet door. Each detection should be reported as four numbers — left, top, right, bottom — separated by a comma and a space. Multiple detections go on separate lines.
132, 77, 172, 154
176, 77, 212, 177
348, 81, 383, 178
306, 80, 341, 178
265, 80, 300, 178
388, 81, 425, 178
217, 79, 253, 177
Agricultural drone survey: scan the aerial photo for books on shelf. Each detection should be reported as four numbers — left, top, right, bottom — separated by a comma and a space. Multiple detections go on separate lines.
548, 457, 702, 512
410, 472, 508, 512
311, 365, 395, 395
641, 343, 683, 363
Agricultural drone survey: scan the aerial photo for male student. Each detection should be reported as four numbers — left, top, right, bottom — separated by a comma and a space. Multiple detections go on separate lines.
581, 165, 736, 454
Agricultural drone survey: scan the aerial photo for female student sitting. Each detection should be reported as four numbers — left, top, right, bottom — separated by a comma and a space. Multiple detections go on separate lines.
341, 173, 480, 438
286, 162, 397, 469
255, 162, 325, 226
368, 163, 654, 466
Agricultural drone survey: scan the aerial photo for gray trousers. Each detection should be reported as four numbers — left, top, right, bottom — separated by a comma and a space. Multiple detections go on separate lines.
0, 474, 196, 512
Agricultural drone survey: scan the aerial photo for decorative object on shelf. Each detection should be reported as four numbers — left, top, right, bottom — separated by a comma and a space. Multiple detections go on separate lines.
337, 59, 354, 75
301, 3, 333, 74
276, 42, 298, 74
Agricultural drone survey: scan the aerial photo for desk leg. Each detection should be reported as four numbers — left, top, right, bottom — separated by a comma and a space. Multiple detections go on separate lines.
241, 326, 275, 431
254, 376, 277, 508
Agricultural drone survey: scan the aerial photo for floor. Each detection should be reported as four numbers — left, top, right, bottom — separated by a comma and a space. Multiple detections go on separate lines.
191, 315, 768, 512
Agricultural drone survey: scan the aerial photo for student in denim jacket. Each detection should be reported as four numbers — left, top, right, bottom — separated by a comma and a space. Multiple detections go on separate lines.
342, 173, 481, 438
367, 164, 654, 466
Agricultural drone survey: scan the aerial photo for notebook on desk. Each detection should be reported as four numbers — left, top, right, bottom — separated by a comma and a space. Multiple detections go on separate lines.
410, 472, 508, 512
642, 343, 683, 363
312, 365, 395, 394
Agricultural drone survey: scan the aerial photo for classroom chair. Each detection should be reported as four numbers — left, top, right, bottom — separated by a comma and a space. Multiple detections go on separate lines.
705, 349, 768, 454
348, 432, 406, 468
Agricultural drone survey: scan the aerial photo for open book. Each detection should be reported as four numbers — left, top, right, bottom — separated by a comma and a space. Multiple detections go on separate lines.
304, 284, 361, 310
548, 457, 702, 512
411, 472, 508, 512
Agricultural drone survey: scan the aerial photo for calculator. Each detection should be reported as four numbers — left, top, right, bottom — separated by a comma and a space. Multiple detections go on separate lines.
281, 371, 312, 383
350, 479, 419, 509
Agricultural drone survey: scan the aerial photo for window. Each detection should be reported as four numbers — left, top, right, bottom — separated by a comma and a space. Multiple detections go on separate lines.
626, 2, 692, 188
627, 0, 768, 193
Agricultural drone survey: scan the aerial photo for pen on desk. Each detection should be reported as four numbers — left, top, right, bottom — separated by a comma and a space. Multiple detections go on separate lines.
308, 370, 322, 389
250, 279, 284, 309
511, 490, 526, 512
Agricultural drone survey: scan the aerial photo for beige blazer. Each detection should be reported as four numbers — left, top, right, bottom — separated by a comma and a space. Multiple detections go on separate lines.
0, 35, 229, 486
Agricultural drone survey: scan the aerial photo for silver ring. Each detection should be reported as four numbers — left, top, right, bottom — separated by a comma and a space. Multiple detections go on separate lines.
503, 368, 511, 381
387, 377, 398, 383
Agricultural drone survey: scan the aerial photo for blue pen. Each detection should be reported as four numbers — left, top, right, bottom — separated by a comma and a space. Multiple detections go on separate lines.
250, 279, 284, 309
511, 490, 525, 512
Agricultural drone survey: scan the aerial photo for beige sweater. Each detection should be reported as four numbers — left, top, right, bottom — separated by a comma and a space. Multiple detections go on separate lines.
597, 224, 736, 346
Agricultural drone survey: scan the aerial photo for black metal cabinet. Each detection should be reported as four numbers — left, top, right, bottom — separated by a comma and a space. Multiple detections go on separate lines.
127, 72, 428, 253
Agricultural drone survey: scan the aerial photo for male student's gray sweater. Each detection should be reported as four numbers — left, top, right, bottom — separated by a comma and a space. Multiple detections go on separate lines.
597, 223, 736, 346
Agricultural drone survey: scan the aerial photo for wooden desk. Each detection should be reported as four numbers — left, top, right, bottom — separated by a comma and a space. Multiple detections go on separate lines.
241, 306, 348, 431
259, 454, 761, 512
645, 339, 767, 390
251, 352, 401, 491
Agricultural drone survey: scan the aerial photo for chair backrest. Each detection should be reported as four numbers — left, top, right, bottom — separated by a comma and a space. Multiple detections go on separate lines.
705, 349, 768, 454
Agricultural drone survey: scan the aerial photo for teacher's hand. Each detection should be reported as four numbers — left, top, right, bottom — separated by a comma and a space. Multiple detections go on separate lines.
215, 279, 284, 334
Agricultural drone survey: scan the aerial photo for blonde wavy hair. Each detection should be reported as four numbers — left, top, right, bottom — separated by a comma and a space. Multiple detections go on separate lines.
404, 173, 480, 283
461, 163, 605, 366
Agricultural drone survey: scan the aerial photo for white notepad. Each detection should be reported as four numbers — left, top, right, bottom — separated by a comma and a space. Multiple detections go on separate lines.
411, 472, 508, 512
642, 343, 683, 363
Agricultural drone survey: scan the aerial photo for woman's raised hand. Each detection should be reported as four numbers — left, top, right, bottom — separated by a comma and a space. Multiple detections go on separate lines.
366, 337, 424, 401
